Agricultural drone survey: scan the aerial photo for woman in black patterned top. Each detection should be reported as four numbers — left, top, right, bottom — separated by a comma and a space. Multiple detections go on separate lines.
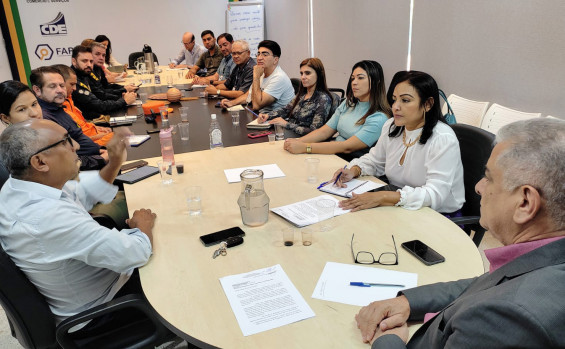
257, 58, 337, 136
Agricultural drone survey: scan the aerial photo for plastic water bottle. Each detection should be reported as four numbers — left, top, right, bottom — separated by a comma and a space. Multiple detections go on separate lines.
154, 65, 161, 85
159, 126, 175, 164
209, 114, 223, 149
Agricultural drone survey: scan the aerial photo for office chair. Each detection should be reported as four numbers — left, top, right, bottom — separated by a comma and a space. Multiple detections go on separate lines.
128, 52, 159, 68
290, 78, 300, 95
480, 103, 541, 135
328, 88, 345, 101
450, 124, 495, 246
0, 243, 174, 349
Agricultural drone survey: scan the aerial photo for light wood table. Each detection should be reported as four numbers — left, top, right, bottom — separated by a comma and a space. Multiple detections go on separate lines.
123, 142, 485, 349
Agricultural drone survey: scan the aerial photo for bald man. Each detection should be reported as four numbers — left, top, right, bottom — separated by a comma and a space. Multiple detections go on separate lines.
0, 119, 156, 331
169, 31, 206, 69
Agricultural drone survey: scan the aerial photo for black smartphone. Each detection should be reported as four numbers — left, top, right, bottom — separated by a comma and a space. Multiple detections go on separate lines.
401, 240, 445, 265
200, 227, 246, 246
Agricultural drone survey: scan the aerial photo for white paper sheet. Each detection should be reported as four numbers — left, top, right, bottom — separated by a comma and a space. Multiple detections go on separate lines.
319, 179, 385, 198
312, 262, 418, 307
227, 105, 244, 111
270, 195, 350, 227
224, 164, 285, 183
220, 264, 315, 336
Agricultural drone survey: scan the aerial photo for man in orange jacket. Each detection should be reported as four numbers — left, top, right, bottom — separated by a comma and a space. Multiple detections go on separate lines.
52, 64, 114, 146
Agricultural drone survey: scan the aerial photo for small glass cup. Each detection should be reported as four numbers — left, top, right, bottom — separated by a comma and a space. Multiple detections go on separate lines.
157, 160, 173, 185
166, 74, 174, 87
175, 161, 185, 174
159, 106, 168, 121
305, 157, 320, 183
275, 124, 285, 140
178, 106, 189, 122
302, 228, 313, 246
282, 227, 295, 247
138, 92, 148, 103
316, 199, 336, 232
178, 122, 190, 141
185, 186, 202, 215
231, 112, 240, 126
200, 91, 208, 105
268, 133, 275, 144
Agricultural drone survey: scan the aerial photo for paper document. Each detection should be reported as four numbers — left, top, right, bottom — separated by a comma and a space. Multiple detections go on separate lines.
319, 179, 384, 198
271, 195, 349, 227
192, 84, 207, 88
227, 105, 244, 111
312, 262, 418, 306
127, 135, 150, 147
220, 264, 315, 336
224, 164, 285, 183
246, 118, 271, 129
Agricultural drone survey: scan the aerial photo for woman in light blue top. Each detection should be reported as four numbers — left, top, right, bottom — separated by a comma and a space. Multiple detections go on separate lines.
284, 60, 390, 155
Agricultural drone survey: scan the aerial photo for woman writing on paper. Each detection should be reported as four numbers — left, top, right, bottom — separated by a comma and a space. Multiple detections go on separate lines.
330, 71, 464, 215
256, 58, 338, 136
283, 60, 390, 155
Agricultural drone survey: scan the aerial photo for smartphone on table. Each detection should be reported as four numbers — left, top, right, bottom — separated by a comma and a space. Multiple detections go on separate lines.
248, 130, 273, 139
401, 240, 445, 265
199, 227, 246, 246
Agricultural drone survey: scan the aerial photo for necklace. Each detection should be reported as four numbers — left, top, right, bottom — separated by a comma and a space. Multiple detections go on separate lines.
402, 130, 421, 148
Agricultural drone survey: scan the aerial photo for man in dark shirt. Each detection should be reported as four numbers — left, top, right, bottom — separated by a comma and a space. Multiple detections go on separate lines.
30, 66, 107, 170
218, 40, 256, 107
185, 30, 223, 78
90, 42, 138, 100
71, 45, 136, 120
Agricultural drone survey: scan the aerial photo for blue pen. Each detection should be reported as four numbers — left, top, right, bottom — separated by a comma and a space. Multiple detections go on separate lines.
317, 165, 347, 189
350, 282, 405, 288
245, 106, 260, 118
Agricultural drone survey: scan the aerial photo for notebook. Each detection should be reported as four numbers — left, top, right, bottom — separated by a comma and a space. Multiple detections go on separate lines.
318, 179, 384, 198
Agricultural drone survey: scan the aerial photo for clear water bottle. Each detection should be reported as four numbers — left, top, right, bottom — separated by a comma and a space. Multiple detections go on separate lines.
154, 65, 161, 85
159, 126, 175, 164
209, 114, 223, 149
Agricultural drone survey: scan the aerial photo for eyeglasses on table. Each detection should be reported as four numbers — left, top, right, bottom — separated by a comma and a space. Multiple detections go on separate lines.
351, 234, 398, 265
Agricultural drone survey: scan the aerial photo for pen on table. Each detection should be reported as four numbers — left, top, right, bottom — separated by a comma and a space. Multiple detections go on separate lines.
350, 282, 405, 288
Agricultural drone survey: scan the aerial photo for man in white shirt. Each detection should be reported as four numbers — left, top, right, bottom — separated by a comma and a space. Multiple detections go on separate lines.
220, 40, 294, 113
168, 31, 206, 69
0, 120, 155, 330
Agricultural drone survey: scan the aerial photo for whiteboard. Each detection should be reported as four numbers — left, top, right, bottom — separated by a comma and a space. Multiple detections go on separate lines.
226, 2, 264, 56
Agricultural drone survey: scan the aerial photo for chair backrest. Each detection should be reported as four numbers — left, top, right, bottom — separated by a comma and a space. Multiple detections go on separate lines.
441, 94, 489, 127
128, 52, 159, 68
328, 88, 345, 100
290, 78, 300, 95
480, 103, 541, 135
329, 92, 341, 119
450, 124, 495, 218
0, 243, 58, 349
0, 163, 9, 189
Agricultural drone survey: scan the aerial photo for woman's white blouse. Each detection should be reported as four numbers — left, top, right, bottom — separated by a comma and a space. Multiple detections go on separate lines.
349, 118, 465, 213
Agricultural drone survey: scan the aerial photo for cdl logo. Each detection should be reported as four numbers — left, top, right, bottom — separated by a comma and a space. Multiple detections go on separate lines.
39, 12, 67, 36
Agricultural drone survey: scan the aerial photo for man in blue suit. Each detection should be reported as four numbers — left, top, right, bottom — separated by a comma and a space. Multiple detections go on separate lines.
355, 118, 565, 348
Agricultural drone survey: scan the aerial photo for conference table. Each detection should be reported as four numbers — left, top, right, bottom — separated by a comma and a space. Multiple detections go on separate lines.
122, 139, 485, 348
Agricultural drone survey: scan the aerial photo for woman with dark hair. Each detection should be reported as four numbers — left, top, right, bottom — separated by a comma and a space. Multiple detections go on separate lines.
331, 71, 464, 214
95, 34, 121, 67
284, 60, 390, 154
0, 80, 42, 129
257, 58, 337, 136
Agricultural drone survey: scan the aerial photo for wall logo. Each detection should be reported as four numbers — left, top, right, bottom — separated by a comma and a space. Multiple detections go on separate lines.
35, 44, 54, 60
40, 12, 67, 36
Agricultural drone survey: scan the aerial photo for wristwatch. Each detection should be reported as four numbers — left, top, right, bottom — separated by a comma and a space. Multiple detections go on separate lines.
306, 144, 312, 154
217, 90, 221, 96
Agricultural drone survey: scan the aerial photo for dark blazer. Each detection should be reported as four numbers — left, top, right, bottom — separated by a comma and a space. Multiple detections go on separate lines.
373, 238, 565, 348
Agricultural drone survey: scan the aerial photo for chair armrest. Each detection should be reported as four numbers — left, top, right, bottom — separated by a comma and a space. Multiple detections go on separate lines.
56, 294, 170, 349
449, 216, 480, 225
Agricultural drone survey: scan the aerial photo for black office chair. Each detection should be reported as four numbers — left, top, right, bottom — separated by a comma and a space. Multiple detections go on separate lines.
0, 164, 8, 189
128, 52, 159, 68
450, 124, 495, 246
290, 78, 300, 95
0, 243, 174, 349
329, 88, 345, 101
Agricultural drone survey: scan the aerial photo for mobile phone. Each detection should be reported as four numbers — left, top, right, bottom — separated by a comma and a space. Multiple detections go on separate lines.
401, 240, 445, 265
120, 160, 148, 172
200, 227, 246, 246
248, 130, 273, 139
146, 129, 160, 134
115, 166, 159, 184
